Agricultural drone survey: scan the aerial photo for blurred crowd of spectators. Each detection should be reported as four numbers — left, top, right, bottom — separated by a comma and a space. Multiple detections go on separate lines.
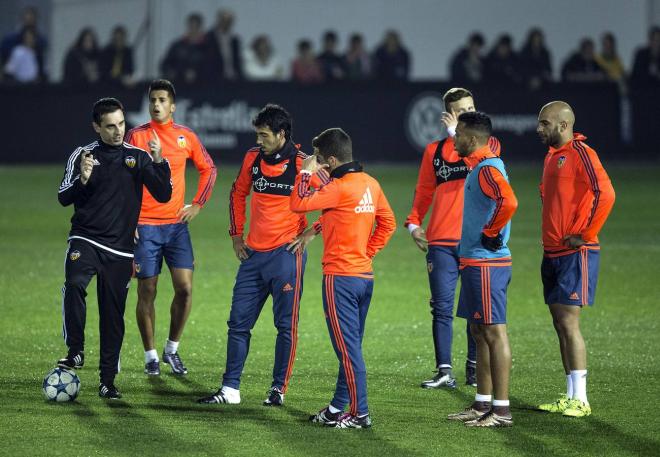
0, 7, 134, 87
156, 10, 410, 85
0, 7, 47, 84
449, 27, 660, 93
2, 6, 659, 90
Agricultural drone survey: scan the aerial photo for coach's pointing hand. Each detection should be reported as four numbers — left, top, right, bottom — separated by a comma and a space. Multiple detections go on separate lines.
148, 130, 163, 163
80, 151, 94, 185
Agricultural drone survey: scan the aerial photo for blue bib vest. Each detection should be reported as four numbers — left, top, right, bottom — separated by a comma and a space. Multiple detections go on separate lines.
459, 157, 511, 259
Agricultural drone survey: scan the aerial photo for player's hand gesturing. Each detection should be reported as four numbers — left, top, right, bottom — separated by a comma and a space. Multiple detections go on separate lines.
80, 151, 95, 185
441, 111, 459, 135
148, 130, 163, 163
302, 155, 328, 174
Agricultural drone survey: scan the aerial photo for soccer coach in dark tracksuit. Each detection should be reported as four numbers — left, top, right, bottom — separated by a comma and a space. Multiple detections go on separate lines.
57, 97, 172, 399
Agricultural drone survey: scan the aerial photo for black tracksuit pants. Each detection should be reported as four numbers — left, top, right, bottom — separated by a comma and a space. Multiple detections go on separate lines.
62, 239, 132, 385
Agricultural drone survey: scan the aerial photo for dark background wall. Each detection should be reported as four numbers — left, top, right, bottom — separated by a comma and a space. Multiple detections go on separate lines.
1, 81, 637, 164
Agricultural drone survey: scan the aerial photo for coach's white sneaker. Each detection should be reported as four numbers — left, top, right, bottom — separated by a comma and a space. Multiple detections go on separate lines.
197, 386, 240, 404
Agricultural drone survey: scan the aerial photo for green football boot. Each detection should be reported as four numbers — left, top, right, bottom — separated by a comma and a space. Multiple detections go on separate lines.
537, 394, 570, 413
563, 399, 592, 417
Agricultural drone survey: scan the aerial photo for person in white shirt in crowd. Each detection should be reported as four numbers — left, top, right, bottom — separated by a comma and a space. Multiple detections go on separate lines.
244, 35, 284, 81
3, 27, 41, 83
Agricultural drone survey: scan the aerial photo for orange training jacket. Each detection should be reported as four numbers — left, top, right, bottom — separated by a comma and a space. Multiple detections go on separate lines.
405, 136, 500, 246
126, 120, 216, 225
229, 143, 330, 251
290, 162, 396, 277
540, 133, 615, 256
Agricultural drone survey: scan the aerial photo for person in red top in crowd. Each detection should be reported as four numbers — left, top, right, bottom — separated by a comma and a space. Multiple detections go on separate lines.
535, 101, 615, 418
198, 104, 328, 408
125, 79, 217, 376
291, 39, 324, 85
291, 128, 396, 429
405, 88, 500, 389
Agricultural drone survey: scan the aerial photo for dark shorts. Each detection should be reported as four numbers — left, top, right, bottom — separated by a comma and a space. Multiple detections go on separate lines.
457, 265, 511, 324
134, 223, 194, 278
541, 249, 600, 306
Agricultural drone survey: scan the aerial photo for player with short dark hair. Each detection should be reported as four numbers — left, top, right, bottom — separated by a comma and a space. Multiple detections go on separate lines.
291, 127, 396, 428
148, 78, 176, 101
311, 127, 352, 162
252, 103, 293, 140
125, 79, 217, 377
198, 104, 328, 407
405, 88, 501, 389
92, 97, 123, 123
57, 97, 172, 399
447, 111, 518, 427
535, 101, 615, 418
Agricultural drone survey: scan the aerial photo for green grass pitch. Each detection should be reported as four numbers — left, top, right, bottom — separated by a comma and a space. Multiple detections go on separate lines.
0, 163, 658, 456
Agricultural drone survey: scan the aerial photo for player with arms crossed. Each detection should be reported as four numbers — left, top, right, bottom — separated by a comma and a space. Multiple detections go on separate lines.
536, 101, 615, 417
447, 112, 518, 427
125, 79, 217, 376
198, 104, 327, 407
291, 128, 396, 428
405, 88, 501, 388
57, 98, 172, 399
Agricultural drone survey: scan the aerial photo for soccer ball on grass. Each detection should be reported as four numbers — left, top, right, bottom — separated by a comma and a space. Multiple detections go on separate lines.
42, 367, 80, 402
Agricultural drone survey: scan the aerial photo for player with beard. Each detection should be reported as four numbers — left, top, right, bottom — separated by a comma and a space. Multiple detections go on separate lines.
535, 101, 615, 418
198, 104, 328, 407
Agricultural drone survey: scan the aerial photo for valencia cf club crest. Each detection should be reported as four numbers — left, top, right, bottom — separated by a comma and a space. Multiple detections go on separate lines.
69, 250, 81, 261
557, 156, 566, 168
125, 156, 136, 168
427, 261, 433, 273
282, 163, 288, 171
177, 135, 187, 148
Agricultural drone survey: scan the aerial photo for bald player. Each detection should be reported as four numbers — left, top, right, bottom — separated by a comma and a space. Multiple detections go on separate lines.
535, 101, 615, 418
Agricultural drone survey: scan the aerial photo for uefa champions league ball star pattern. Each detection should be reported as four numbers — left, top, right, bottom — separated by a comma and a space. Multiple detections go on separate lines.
42, 367, 80, 402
